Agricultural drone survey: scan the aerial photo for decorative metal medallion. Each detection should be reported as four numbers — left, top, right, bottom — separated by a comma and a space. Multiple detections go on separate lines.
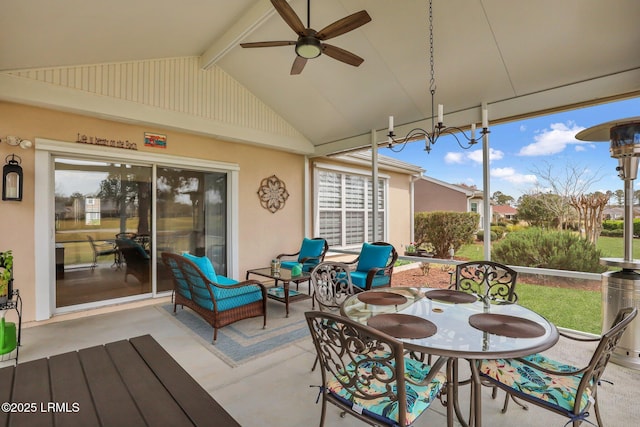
257, 175, 289, 213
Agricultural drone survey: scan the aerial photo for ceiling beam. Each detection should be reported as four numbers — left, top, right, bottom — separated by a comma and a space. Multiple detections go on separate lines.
200, 0, 294, 70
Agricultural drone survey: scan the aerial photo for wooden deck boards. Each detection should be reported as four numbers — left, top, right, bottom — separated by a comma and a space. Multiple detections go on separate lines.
0, 335, 240, 427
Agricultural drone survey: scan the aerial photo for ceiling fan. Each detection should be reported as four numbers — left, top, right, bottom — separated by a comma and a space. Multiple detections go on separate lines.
240, 0, 371, 75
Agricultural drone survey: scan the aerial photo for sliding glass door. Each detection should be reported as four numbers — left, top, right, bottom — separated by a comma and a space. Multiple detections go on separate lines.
52, 153, 229, 308
54, 158, 152, 307
156, 167, 227, 292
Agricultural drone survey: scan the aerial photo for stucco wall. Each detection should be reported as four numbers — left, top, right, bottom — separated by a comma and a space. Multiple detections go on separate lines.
0, 101, 306, 321
414, 179, 468, 212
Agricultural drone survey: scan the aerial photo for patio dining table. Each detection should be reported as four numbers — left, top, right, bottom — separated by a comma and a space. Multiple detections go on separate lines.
341, 287, 559, 427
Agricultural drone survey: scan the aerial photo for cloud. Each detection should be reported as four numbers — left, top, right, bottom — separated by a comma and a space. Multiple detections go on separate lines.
445, 148, 504, 164
491, 167, 538, 184
444, 152, 464, 164
575, 145, 586, 152
518, 121, 587, 156
519, 125, 527, 132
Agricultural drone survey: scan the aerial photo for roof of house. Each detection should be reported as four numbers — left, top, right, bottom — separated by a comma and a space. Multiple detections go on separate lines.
493, 205, 518, 215
417, 175, 483, 198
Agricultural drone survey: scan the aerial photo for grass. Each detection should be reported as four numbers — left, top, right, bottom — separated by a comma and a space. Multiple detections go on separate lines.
453, 236, 612, 334
516, 283, 601, 334
596, 235, 640, 258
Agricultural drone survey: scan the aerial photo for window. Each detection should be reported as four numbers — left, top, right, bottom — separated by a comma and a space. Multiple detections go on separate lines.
315, 168, 386, 248
471, 202, 478, 213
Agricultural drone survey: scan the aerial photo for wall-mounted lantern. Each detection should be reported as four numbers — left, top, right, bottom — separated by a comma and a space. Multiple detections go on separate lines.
2, 155, 23, 201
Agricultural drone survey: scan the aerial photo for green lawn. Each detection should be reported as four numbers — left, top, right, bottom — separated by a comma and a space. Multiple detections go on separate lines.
453, 237, 611, 334
516, 283, 601, 334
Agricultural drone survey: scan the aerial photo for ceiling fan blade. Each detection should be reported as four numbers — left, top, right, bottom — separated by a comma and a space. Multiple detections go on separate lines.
316, 10, 371, 41
240, 41, 296, 48
271, 0, 306, 36
290, 56, 307, 75
322, 44, 364, 67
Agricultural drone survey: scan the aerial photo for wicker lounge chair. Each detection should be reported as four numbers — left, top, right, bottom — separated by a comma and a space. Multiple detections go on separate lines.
161, 252, 267, 343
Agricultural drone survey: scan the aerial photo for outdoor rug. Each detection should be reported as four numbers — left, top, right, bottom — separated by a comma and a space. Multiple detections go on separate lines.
159, 299, 310, 367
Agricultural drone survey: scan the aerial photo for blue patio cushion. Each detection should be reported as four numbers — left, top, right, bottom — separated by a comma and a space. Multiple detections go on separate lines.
183, 253, 217, 282
356, 243, 392, 273
121, 238, 150, 259
479, 354, 591, 417
181, 254, 262, 311
188, 272, 262, 312
350, 271, 390, 289
298, 238, 325, 261
280, 261, 299, 270
326, 353, 446, 425
281, 261, 316, 272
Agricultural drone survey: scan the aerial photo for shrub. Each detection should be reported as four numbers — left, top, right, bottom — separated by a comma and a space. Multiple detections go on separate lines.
414, 211, 479, 258
601, 229, 624, 237
491, 225, 506, 239
491, 227, 607, 273
635, 218, 640, 237
476, 230, 498, 242
602, 219, 623, 230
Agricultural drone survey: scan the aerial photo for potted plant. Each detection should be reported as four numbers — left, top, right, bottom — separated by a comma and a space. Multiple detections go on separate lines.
0, 250, 13, 304
404, 243, 416, 256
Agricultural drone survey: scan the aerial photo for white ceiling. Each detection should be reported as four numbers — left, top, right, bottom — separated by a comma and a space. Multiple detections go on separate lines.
2, 0, 639, 155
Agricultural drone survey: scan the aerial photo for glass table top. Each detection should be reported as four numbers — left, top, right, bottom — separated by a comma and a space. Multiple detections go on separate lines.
341, 287, 558, 359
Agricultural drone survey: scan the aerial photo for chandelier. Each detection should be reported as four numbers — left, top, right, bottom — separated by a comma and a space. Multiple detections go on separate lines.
387, 0, 489, 153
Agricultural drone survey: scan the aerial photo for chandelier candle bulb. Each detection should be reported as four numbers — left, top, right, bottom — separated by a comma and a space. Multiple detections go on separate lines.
482, 108, 488, 128
388, 116, 394, 133
437, 104, 444, 123
471, 123, 476, 140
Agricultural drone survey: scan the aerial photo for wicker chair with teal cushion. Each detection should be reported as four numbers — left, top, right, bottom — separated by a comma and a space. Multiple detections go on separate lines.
277, 237, 329, 273
479, 307, 637, 427
306, 311, 447, 427
344, 242, 398, 290
116, 237, 150, 284
161, 252, 267, 343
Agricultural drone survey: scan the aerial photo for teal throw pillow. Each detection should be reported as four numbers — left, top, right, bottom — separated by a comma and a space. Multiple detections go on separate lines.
183, 253, 217, 282
298, 238, 325, 261
356, 243, 393, 273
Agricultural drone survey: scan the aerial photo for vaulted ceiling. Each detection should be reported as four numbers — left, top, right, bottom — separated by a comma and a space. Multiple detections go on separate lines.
2, 0, 639, 156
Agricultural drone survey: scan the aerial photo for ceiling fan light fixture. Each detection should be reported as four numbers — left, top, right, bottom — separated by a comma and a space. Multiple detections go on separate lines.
295, 36, 322, 59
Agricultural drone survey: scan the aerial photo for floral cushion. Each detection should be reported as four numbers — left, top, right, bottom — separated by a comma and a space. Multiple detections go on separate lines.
479, 354, 593, 416
326, 355, 446, 426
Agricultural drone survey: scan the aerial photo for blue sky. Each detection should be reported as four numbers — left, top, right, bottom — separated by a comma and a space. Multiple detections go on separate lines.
381, 96, 640, 202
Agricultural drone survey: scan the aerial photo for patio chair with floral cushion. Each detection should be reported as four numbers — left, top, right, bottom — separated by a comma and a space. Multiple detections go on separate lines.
161, 252, 267, 343
479, 307, 637, 427
343, 242, 398, 291
308, 261, 361, 371
305, 311, 447, 427
449, 260, 518, 304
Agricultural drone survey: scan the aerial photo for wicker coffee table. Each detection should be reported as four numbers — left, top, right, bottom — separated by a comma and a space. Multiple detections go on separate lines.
246, 267, 311, 317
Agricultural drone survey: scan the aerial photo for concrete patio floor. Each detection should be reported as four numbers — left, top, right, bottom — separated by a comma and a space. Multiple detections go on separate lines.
9, 297, 640, 427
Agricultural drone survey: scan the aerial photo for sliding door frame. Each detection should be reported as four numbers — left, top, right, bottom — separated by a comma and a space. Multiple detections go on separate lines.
34, 138, 239, 320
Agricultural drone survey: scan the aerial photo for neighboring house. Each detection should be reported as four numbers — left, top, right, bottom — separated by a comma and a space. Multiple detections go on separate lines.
413, 176, 489, 229
492, 205, 518, 222
602, 206, 640, 220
